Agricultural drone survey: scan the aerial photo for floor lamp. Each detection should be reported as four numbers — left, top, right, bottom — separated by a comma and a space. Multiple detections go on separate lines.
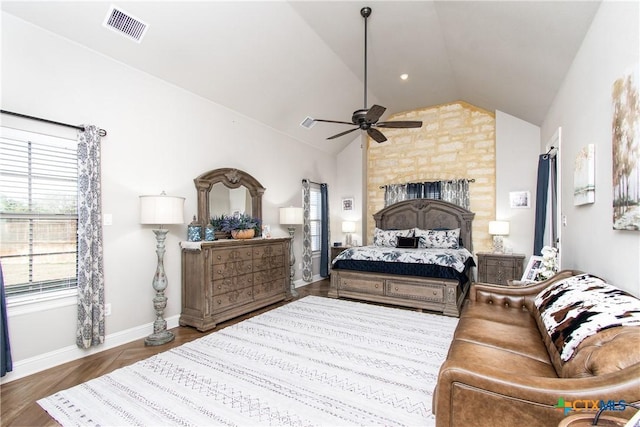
139, 192, 185, 346
279, 206, 304, 298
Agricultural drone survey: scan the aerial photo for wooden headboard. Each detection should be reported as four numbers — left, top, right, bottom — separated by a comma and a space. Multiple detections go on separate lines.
373, 199, 475, 252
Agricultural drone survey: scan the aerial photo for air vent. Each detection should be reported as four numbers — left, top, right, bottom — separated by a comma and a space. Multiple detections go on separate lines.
300, 116, 316, 129
103, 5, 148, 43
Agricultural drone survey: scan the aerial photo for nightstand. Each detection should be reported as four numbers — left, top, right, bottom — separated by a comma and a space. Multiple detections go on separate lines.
477, 252, 525, 286
331, 246, 350, 264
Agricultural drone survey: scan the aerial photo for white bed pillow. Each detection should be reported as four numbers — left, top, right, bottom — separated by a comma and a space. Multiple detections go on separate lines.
414, 227, 460, 249
373, 228, 413, 247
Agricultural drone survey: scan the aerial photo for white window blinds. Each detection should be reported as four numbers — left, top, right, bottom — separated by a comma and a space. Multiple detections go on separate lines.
0, 127, 78, 298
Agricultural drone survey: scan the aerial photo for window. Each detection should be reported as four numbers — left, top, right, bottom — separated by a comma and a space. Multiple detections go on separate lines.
0, 127, 78, 301
309, 184, 322, 252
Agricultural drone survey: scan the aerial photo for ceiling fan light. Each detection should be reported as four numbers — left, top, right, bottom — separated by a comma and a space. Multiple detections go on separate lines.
400, 73, 409, 80
300, 116, 316, 129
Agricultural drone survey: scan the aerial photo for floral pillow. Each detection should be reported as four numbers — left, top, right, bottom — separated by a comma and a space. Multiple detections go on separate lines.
414, 227, 460, 249
373, 228, 413, 247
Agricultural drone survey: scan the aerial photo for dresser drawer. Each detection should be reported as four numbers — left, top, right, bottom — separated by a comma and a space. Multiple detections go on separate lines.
212, 274, 253, 294
253, 267, 285, 284
386, 281, 444, 303
337, 274, 384, 295
254, 278, 286, 299
211, 260, 253, 279
485, 257, 517, 268
253, 255, 285, 272
253, 243, 285, 258
212, 287, 254, 313
210, 247, 253, 265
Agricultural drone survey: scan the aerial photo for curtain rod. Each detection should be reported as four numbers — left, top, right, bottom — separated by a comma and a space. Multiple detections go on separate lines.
379, 179, 475, 189
302, 179, 322, 185
1, 109, 107, 137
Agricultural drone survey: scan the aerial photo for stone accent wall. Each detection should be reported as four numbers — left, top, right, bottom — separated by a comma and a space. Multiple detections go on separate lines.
367, 101, 495, 252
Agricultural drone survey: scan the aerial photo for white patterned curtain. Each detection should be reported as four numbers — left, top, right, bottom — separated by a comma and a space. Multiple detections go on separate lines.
441, 179, 470, 210
301, 179, 313, 282
76, 125, 105, 349
384, 184, 407, 207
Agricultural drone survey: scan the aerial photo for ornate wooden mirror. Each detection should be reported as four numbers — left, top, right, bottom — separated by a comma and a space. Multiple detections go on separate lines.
194, 168, 265, 226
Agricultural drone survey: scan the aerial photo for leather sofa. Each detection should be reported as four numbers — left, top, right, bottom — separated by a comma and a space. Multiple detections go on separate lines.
434, 270, 640, 427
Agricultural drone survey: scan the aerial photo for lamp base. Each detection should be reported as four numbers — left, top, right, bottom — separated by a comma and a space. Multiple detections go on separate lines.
145, 330, 175, 346
287, 226, 298, 298
492, 235, 504, 253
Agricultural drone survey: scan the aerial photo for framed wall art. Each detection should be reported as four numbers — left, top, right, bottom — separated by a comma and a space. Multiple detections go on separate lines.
509, 191, 531, 209
342, 197, 354, 212
612, 66, 640, 230
574, 144, 595, 206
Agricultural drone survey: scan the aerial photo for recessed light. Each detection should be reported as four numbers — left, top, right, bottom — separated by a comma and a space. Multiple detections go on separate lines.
400, 73, 409, 80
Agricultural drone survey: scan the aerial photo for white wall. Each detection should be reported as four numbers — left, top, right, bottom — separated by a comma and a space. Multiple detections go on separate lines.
495, 111, 541, 259
1, 13, 336, 379
541, 1, 640, 295
334, 135, 364, 245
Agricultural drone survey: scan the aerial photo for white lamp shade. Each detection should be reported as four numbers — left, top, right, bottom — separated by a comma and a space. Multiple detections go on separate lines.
341, 221, 356, 233
140, 194, 185, 225
488, 220, 510, 236
279, 207, 304, 225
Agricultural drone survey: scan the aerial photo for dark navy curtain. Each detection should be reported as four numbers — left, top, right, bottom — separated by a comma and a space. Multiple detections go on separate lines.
320, 184, 330, 278
534, 154, 557, 255
406, 183, 424, 199
1, 261, 12, 377
424, 182, 442, 200
406, 182, 441, 200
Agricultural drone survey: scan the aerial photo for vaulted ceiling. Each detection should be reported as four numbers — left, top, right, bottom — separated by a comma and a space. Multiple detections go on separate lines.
1, 1, 601, 155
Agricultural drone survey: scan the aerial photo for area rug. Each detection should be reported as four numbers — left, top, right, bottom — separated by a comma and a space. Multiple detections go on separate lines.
38, 296, 458, 426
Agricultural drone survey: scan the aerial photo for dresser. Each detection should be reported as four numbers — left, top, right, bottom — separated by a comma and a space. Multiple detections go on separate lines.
180, 237, 291, 331
476, 252, 525, 286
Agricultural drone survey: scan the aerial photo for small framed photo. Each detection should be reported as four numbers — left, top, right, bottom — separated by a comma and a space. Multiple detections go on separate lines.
522, 255, 543, 282
342, 197, 354, 212
510, 191, 531, 208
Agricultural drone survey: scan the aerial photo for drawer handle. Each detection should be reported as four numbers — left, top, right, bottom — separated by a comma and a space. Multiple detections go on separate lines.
395, 286, 398, 291
433, 291, 438, 295
217, 285, 221, 290
217, 300, 221, 305
217, 270, 222, 274
375, 284, 378, 288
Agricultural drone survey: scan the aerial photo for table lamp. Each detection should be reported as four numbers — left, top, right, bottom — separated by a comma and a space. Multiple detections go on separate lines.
342, 221, 356, 246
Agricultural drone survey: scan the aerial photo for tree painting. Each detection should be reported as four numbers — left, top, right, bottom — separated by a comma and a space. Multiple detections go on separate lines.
612, 67, 640, 230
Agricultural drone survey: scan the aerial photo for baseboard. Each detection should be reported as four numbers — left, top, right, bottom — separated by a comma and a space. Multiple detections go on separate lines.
294, 274, 325, 288
0, 315, 180, 384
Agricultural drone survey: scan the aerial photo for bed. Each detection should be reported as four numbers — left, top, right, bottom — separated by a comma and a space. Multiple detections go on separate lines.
328, 198, 475, 317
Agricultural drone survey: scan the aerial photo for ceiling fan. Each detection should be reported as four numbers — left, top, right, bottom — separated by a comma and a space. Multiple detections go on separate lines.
313, 6, 422, 143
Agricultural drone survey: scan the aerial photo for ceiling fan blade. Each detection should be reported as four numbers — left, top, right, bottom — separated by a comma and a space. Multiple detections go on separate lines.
327, 127, 359, 140
367, 128, 387, 143
314, 118, 356, 126
376, 120, 423, 129
365, 104, 386, 123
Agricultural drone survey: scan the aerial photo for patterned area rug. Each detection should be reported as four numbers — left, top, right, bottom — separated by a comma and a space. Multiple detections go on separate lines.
38, 296, 458, 426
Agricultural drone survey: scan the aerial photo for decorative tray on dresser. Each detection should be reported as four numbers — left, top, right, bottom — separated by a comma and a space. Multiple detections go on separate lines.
180, 237, 291, 331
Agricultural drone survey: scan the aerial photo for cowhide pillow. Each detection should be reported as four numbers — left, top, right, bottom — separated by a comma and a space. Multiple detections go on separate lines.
534, 273, 640, 362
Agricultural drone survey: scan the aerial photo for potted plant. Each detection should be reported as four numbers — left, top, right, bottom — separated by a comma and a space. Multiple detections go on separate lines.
220, 213, 261, 239
210, 214, 230, 239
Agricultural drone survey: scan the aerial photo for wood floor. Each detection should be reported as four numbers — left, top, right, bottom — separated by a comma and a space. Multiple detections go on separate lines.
0, 280, 330, 427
